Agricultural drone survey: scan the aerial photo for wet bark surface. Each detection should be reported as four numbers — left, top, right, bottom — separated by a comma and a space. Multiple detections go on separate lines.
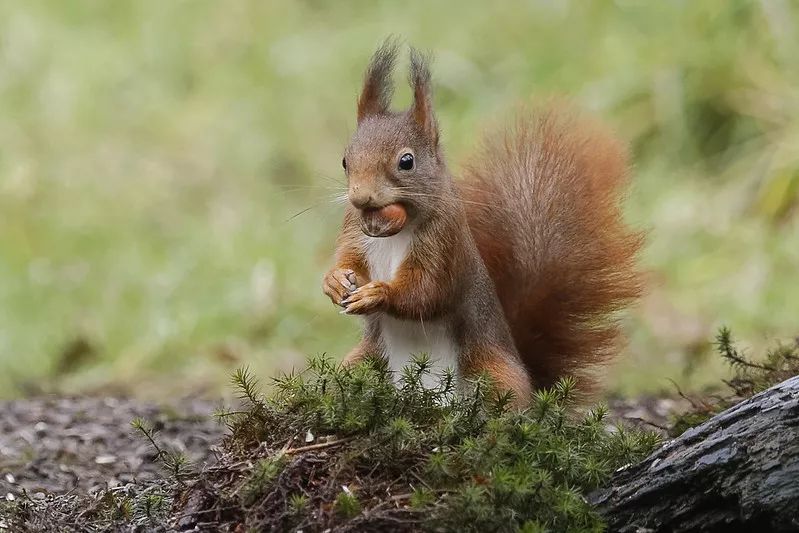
591, 376, 799, 532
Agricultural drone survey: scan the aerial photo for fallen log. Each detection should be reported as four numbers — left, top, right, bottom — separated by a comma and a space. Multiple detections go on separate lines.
591, 375, 799, 532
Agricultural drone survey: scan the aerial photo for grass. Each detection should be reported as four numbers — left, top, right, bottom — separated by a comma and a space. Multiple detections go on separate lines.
1, 1, 798, 397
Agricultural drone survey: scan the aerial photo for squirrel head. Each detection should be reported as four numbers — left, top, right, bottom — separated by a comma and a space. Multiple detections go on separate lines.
342, 40, 448, 237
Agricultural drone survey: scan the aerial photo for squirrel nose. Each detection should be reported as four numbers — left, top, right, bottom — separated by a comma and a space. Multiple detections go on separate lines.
349, 186, 376, 209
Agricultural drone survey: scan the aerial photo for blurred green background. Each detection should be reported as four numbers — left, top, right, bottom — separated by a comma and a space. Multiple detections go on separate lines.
1, 1, 797, 399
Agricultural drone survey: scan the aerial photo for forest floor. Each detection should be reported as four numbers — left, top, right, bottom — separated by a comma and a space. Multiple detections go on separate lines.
0, 394, 681, 505
0, 395, 224, 530
0, 397, 222, 497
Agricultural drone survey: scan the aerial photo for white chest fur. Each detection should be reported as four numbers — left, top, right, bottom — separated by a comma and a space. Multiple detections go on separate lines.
379, 316, 459, 388
363, 229, 413, 282
364, 230, 459, 387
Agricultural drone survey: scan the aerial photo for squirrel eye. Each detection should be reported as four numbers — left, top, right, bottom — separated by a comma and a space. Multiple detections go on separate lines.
342, 157, 347, 171
398, 153, 414, 171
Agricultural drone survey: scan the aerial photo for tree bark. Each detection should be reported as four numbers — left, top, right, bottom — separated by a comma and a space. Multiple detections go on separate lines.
591, 375, 799, 532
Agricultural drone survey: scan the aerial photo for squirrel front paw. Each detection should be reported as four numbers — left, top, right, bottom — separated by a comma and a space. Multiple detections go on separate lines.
322, 268, 358, 306
341, 281, 389, 315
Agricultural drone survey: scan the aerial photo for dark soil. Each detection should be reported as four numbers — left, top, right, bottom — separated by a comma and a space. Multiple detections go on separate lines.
0, 397, 223, 496
0, 396, 224, 532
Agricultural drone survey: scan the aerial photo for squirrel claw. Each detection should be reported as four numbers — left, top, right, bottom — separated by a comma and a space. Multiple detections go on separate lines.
339, 281, 388, 315
323, 267, 360, 307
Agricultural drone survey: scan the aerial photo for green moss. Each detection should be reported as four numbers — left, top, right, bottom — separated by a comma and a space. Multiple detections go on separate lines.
241, 457, 286, 505
334, 490, 361, 519
200, 355, 661, 531
288, 493, 309, 514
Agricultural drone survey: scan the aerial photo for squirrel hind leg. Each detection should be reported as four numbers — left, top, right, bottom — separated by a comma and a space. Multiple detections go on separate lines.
461, 345, 533, 408
342, 323, 384, 367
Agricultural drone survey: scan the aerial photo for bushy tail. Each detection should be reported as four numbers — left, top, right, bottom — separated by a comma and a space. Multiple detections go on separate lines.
460, 104, 644, 393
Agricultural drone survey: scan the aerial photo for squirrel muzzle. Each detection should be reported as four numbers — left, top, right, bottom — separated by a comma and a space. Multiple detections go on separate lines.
349, 181, 408, 237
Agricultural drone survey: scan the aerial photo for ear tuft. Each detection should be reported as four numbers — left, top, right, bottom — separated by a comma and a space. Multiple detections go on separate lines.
357, 38, 401, 123
409, 47, 438, 145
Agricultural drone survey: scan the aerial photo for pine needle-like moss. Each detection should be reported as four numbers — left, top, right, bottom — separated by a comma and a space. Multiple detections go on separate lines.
186, 355, 661, 531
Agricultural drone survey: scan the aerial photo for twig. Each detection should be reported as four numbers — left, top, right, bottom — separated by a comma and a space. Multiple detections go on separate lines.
622, 416, 669, 432
284, 436, 356, 455
410, 470, 434, 491
722, 352, 775, 372
665, 378, 713, 412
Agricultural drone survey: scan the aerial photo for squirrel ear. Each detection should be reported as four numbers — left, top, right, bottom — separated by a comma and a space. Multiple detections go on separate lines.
409, 47, 438, 146
357, 39, 400, 123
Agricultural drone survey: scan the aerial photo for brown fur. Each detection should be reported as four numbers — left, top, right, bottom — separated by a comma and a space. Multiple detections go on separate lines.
460, 105, 644, 393
356, 38, 399, 122
323, 41, 643, 404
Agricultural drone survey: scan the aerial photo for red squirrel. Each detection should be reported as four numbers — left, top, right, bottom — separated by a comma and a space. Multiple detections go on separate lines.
322, 41, 643, 405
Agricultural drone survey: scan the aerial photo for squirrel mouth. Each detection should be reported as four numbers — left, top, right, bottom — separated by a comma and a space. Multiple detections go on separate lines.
359, 203, 408, 237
